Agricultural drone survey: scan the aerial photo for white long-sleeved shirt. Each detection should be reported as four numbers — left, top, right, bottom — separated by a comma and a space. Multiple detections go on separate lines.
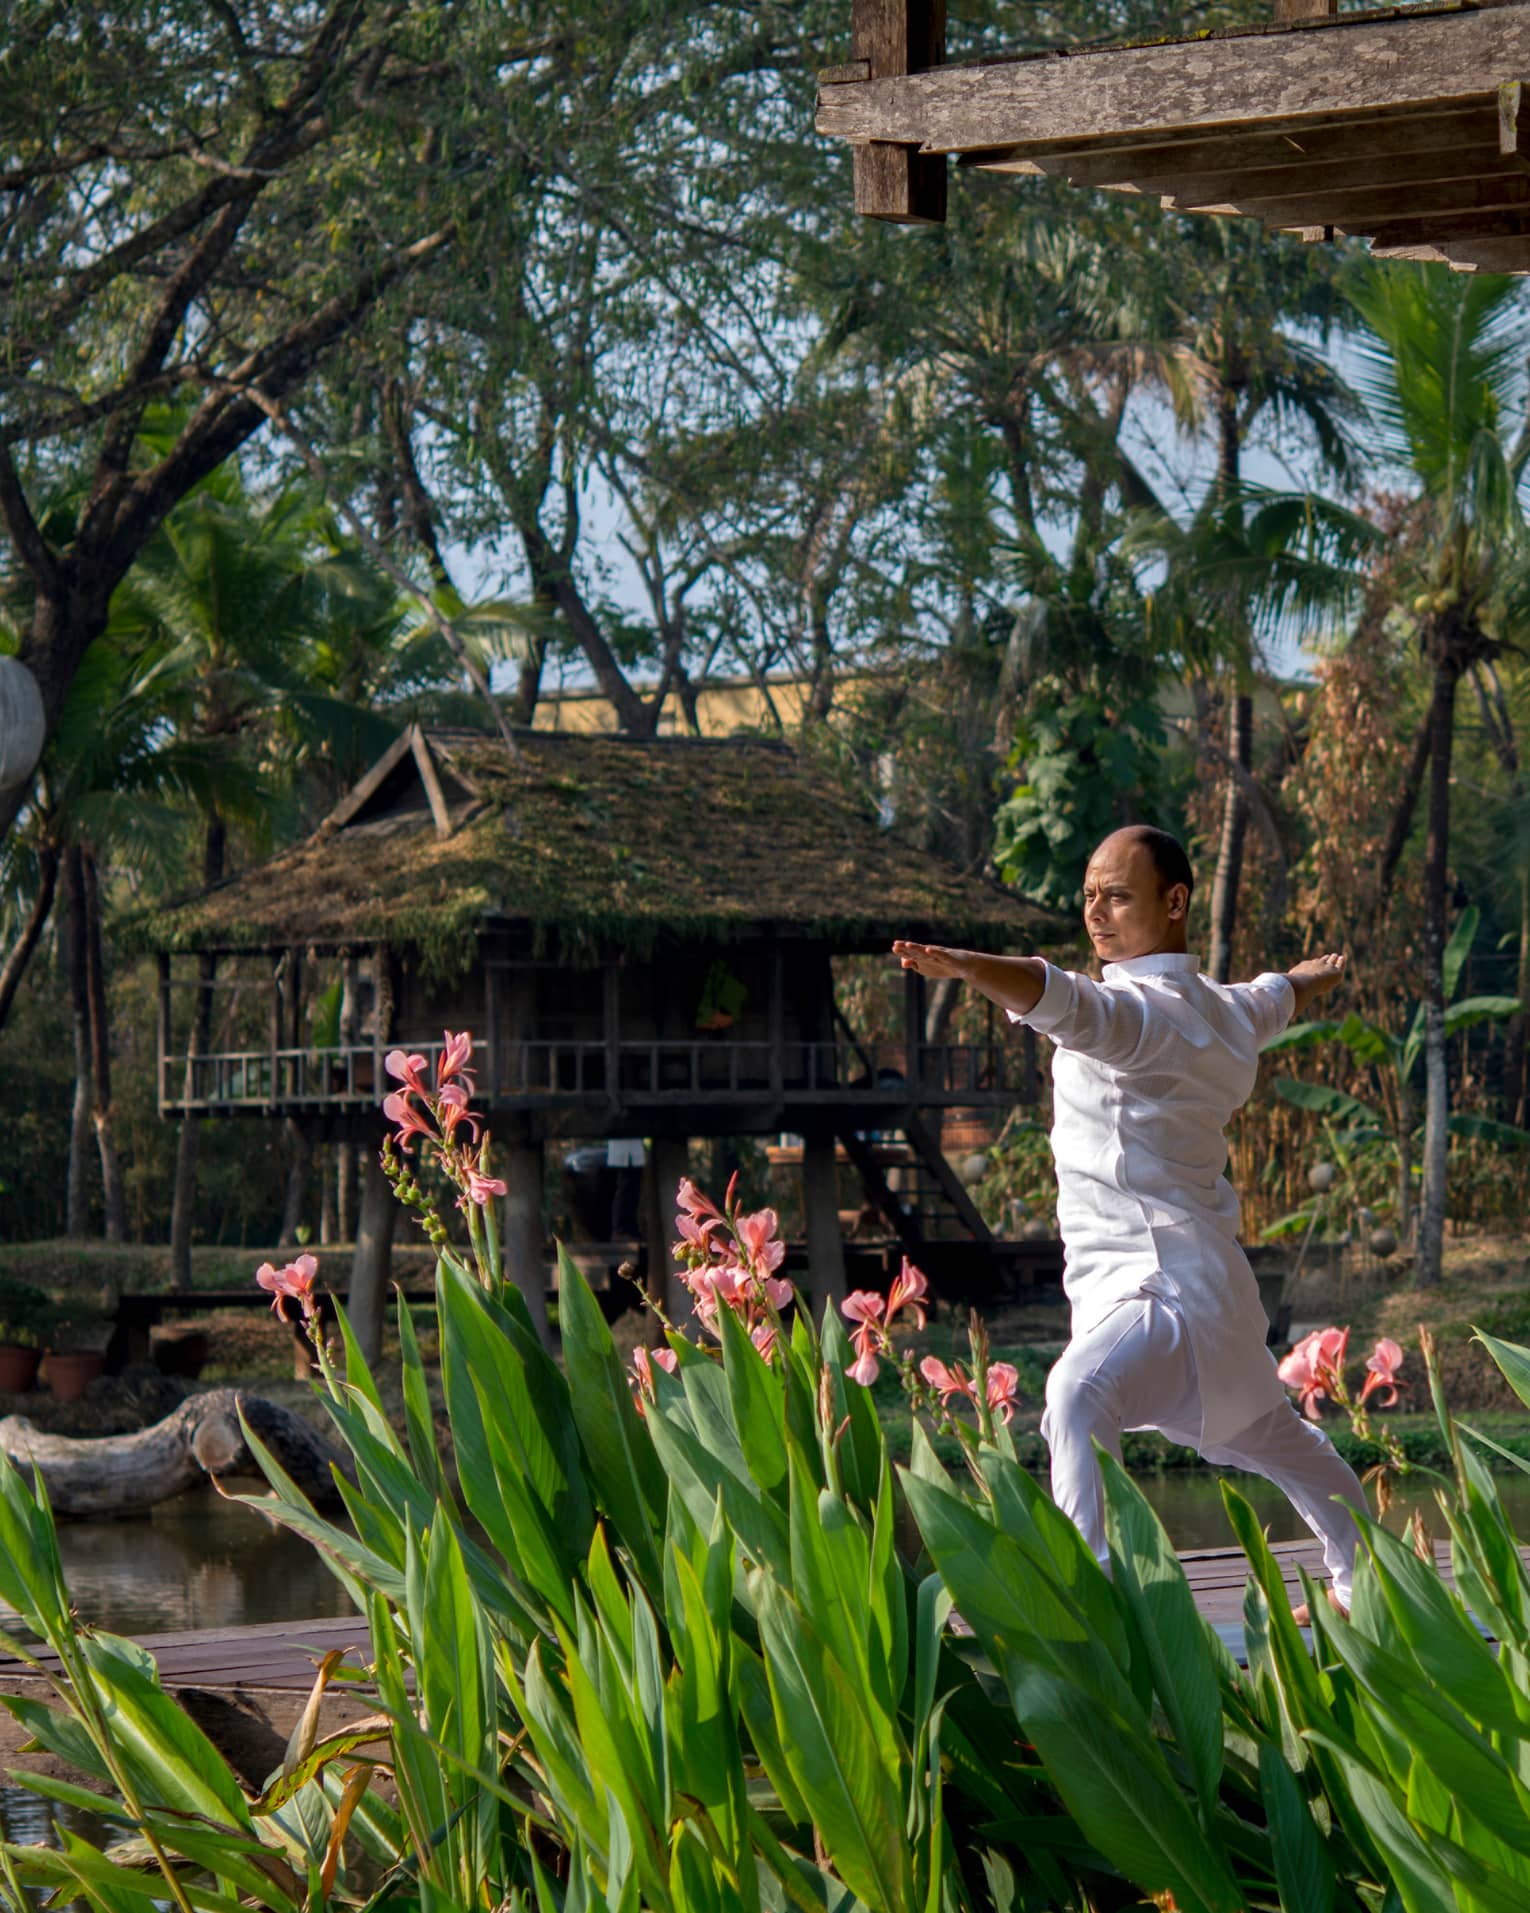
1010, 951, 1294, 1446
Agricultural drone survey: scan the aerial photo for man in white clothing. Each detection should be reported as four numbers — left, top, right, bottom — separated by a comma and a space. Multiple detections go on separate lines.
894, 824, 1366, 1614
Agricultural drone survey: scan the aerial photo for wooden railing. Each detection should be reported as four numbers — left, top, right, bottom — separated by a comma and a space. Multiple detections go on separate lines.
160, 1034, 1030, 1116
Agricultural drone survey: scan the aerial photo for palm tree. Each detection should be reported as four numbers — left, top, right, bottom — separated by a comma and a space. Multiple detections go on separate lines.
1348, 263, 1530, 1286
1157, 221, 1362, 979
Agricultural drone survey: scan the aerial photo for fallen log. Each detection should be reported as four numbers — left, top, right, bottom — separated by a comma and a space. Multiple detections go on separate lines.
0, 1389, 351, 1516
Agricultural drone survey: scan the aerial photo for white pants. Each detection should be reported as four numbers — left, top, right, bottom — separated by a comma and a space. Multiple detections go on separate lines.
1042, 1296, 1366, 1606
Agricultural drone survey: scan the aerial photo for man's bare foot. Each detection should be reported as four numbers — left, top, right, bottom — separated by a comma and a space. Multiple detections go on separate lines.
1290, 1587, 1348, 1625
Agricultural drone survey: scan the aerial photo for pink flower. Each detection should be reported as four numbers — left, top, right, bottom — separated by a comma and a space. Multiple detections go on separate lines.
919, 1355, 975, 1405
383, 1089, 435, 1153
886, 1257, 928, 1331
847, 1326, 882, 1386
1359, 1336, 1406, 1408
464, 1167, 508, 1205
762, 1275, 793, 1311
256, 1253, 319, 1320
437, 1030, 475, 1086
629, 1344, 679, 1411
384, 1050, 430, 1096
677, 1177, 724, 1224
842, 1291, 887, 1328
736, 1208, 786, 1274
750, 1321, 778, 1363
437, 1095, 481, 1145
1278, 1326, 1351, 1421
986, 1362, 1020, 1424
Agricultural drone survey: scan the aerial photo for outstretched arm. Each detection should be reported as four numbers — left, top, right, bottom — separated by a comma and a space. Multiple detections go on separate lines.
892, 941, 1047, 1017
1286, 951, 1347, 1019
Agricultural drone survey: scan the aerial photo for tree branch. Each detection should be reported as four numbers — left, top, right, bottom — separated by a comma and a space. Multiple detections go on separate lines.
0, 440, 59, 593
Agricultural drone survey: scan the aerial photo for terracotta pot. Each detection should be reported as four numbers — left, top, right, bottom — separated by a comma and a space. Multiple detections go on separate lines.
41, 1350, 106, 1403
0, 1345, 40, 1393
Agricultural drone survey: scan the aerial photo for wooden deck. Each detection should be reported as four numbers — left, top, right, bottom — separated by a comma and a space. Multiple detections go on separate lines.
0, 1538, 1495, 1693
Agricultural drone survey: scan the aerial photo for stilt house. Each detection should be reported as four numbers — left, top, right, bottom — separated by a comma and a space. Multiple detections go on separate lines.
818, 0, 1530, 275
137, 727, 1058, 1348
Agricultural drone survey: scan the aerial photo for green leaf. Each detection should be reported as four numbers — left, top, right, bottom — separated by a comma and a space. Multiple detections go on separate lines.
1449, 1113, 1530, 1150
1100, 1452, 1224, 1816
1272, 1078, 1381, 1126
713, 1282, 788, 1495
1443, 994, 1522, 1036
78, 1631, 252, 1827
1260, 1019, 1339, 1054
1444, 904, 1481, 1003
1002, 1662, 1244, 1913
754, 1575, 912, 1913
1258, 1744, 1335, 1913
1476, 1326, 1530, 1416
557, 1245, 666, 1595
396, 1288, 450, 1505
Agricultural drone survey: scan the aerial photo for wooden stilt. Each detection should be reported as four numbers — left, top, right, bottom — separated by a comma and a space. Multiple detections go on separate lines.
349, 1143, 396, 1366
502, 1138, 553, 1351
801, 1128, 849, 1322
849, 0, 947, 223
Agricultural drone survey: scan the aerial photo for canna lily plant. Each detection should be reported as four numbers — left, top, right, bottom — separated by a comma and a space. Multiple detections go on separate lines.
3, 1031, 1530, 1911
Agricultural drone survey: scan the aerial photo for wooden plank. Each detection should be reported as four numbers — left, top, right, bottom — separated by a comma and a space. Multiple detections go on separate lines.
962, 102, 1494, 182
1116, 139, 1514, 213
409, 726, 454, 839
815, 10, 1530, 155
318, 727, 415, 834
1367, 205, 1530, 248
851, 0, 947, 221
1196, 171, 1530, 230
1274, 0, 1337, 19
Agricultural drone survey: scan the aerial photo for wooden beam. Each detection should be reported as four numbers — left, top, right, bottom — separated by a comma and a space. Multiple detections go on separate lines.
848, 0, 947, 223
968, 107, 1501, 188
815, 11, 1530, 155
409, 727, 453, 839
1120, 141, 1515, 216
1192, 173, 1530, 233
318, 726, 415, 833
1367, 206, 1530, 250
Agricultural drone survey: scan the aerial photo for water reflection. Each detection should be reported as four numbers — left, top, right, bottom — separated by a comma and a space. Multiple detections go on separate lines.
0, 1487, 355, 1641
1138, 1467, 1530, 1551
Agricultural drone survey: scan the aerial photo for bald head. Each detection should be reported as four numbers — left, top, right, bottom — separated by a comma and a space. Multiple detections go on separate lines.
1093, 826, 1195, 901
1081, 827, 1193, 963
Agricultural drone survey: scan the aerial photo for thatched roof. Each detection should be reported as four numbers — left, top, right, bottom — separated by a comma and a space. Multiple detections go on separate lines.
128, 727, 1057, 971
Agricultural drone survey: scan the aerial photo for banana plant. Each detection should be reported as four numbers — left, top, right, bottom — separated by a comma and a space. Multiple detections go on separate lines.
1267, 905, 1524, 1234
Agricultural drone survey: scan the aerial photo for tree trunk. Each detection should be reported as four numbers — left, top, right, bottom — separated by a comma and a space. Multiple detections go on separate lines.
170, 815, 225, 1286
1417, 656, 1460, 1287
0, 840, 59, 1031
278, 1117, 311, 1247
336, 952, 359, 1238
0, 1389, 350, 1515
63, 845, 93, 1236
1207, 689, 1253, 983
81, 851, 127, 1241
1507, 867, 1530, 1127
1394, 1073, 1414, 1243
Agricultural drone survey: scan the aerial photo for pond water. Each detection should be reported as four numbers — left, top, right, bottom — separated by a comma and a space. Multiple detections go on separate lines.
11, 1466, 1530, 1645
0, 1485, 354, 1642
1140, 1465, 1530, 1549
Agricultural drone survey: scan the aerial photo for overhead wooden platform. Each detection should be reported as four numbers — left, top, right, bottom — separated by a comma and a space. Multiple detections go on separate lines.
817, 1, 1530, 272
0, 1536, 1511, 1694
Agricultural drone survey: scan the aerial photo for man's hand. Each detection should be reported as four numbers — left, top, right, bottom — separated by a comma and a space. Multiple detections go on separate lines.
1287, 951, 1347, 1017
892, 940, 974, 980
892, 941, 1048, 1017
